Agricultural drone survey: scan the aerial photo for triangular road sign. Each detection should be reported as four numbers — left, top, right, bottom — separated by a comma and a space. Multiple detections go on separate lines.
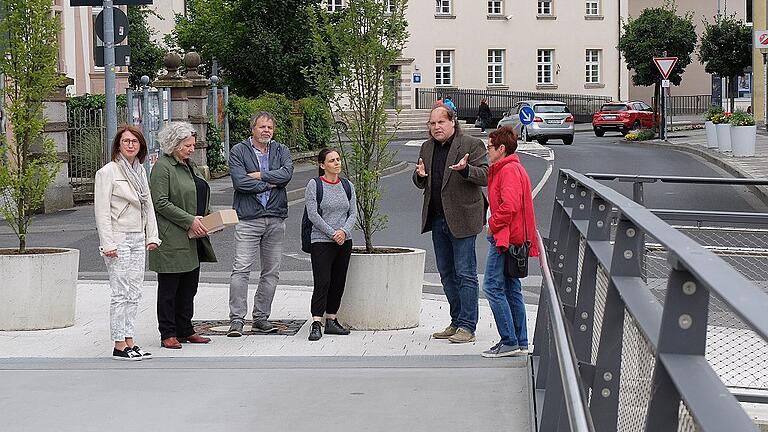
653, 57, 678, 80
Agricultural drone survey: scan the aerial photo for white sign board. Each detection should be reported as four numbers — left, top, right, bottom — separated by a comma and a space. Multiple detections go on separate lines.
661, 79, 670, 88
755, 30, 768, 49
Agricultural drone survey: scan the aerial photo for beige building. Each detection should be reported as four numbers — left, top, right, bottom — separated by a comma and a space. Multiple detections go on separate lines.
626, 0, 750, 108
400, 0, 630, 101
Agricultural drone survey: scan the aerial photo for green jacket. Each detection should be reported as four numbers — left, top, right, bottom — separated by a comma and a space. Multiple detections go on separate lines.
148, 154, 217, 273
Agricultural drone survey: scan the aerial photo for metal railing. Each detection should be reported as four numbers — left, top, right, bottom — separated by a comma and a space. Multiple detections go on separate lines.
651, 94, 712, 116
533, 169, 768, 431
415, 88, 611, 124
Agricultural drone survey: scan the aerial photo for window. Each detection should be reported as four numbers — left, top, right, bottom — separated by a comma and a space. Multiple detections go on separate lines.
435, 50, 453, 86
538, 0, 552, 15
585, 0, 599, 16
746, 0, 753, 24
386, 0, 396, 14
537, 49, 553, 84
326, 0, 343, 12
435, 0, 451, 15
487, 49, 504, 85
488, 0, 502, 15
585, 49, 600, 83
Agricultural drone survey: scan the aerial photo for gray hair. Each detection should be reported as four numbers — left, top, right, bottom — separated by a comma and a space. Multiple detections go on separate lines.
249, 111, 276, 130
157, 122, 196, 155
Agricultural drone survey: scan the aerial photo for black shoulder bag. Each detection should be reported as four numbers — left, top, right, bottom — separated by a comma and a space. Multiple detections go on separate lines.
503, 168, 531, 279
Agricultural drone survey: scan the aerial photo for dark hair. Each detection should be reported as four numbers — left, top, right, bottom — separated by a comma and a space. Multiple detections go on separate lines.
488, 126, 518, 156
111, 125, 148, 163
317, 147, 340, 176
428, 106, 462, 137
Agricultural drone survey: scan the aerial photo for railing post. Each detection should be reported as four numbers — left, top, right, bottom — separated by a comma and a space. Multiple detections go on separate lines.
559, 184, 592, 323
539, 325, 567, 432
644, 267, 709, 431
223, 85, 230, 161
589, 217, 642, 431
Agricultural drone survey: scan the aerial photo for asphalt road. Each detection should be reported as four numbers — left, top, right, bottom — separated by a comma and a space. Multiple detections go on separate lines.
1, 131, 765, 295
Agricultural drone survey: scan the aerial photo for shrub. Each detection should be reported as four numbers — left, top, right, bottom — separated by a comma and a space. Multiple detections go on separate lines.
300, 95, 332, 150
206, 116, 227, 174
729, 110, 755, 127
226, 94, 257, 146
67, 94, 127, 111
704, 105, 724, 122
227, 92, 297, 148
625, 129, 655, 141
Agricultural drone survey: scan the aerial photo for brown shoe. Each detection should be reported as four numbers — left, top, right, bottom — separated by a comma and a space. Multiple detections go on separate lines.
448, 328, 476, 344
432, 325, 458, 339
178, 334, 211, 344
161, 337, 182, 349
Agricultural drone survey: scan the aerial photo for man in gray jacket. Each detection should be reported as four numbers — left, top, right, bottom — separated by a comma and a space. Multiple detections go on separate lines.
227, 112, 294, 337
413, 106, 488, 343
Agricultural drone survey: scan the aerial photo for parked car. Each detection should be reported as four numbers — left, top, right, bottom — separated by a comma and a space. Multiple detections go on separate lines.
497, 100, 574, 145
592, 101, 656, 137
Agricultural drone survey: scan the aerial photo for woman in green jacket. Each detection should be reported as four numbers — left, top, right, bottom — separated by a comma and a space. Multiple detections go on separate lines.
149, 122, 217, 349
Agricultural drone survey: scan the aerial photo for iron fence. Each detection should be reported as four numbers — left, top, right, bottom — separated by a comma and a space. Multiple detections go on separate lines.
651, 94, 712, 116
533, 170, 768, 431
415, 87, 612, 123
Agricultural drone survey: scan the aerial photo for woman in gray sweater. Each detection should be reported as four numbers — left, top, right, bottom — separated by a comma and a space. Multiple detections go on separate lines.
304, 148, 357, 341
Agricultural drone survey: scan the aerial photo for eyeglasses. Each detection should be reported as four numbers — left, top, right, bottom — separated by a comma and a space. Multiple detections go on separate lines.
121, 138, 140, 145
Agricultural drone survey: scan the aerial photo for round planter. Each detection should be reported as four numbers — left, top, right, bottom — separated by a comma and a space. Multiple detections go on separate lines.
715, 123, 732, 152
0, 248, 79, 330
704, 121, 718, 148
336, 247, 426, 330
730, 125, 756, 157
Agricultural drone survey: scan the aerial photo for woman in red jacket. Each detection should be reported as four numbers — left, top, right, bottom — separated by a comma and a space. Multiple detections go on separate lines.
482, 126, 540, 358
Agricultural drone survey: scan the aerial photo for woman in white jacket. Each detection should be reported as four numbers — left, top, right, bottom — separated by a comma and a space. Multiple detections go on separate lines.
95, 125, 161, 361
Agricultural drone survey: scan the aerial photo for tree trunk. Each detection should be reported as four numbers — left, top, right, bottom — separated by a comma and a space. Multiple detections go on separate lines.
728, 76, 736, 113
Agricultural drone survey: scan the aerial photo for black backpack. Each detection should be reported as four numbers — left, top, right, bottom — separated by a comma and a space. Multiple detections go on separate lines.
301, 176, 352, 253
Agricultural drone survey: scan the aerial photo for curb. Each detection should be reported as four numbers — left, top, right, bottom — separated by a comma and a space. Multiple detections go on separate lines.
285, 161, 409, 202
643, 139, 768, 207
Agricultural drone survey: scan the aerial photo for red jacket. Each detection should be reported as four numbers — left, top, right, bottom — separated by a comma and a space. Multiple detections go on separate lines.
487, 153, 540, 257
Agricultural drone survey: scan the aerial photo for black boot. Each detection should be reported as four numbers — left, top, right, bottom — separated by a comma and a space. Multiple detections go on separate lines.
324, 318, 350, 335
308, 321, 323, 341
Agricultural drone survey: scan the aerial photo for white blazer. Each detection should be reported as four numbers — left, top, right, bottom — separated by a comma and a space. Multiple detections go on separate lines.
94, 161, 161, 253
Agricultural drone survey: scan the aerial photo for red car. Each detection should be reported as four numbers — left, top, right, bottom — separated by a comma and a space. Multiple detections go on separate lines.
592, 101, 657, 136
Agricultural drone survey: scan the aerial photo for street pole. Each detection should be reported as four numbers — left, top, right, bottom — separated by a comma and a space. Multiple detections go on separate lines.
103, 0, 117, 155
763, 51, 767, 132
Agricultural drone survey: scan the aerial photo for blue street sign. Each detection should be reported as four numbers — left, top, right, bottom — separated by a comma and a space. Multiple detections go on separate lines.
519, 106, 535, 125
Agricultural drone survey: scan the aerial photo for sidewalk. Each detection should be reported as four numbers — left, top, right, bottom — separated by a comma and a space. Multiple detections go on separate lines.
0, 281, 538, 359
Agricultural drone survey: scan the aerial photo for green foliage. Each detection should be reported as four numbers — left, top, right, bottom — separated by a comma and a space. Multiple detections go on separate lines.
68, 129, 104, 180
206, 117, 227, 173
0, 0, 66, 253
704, 105, 724, 122
711, 111, 732, 125
617, 3, 697, 87
300, 95, 332, 149
226, 94, 256, 145
309, 0, 409, 252
67, 94, 127, 111
624, 129, 656, 141
729, 110, 755, 127
171, 0, 325, 99
251, 92, 294, 146
127, 6, 166, 88
698, 14, 752, 110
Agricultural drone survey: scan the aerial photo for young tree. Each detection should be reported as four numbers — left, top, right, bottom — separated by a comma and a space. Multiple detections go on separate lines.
171, 0, 324, 99
127, 5, 166, 88
310, 0, 409, 252
0, 0, 64, 253
617, 2, 697, 120
698, 14, 752, 112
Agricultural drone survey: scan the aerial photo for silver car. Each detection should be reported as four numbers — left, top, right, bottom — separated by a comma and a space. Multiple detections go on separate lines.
497, 100, 575, 145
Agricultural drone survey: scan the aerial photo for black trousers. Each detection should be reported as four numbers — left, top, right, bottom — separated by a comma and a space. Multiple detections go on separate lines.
310, 240, 353, 317
157, 267, 200, 340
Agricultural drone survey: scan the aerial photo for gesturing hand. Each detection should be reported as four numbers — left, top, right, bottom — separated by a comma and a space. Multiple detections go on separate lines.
449, 153, 470, 171
332, 229, 346, 245
415, 158, 428, 177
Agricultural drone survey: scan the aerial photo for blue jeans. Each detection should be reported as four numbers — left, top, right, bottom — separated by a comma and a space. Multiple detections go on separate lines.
431, 216, 479, 332
483, 236, 528, 348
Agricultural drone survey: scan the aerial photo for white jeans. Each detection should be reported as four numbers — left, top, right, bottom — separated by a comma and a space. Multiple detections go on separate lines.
104, 232, 145, 342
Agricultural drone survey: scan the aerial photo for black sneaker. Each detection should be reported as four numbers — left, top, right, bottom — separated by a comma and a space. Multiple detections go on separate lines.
251, 319, 277, 333
324, 318, 350, 335
131, 346, 152, 358
308, 321, 323, 341
113, 347, 143, 361
227, 320, 244, 337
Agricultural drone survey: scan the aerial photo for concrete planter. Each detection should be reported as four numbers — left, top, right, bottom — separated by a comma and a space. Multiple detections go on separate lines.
704, 121, 718, 148
715, 123, 732, 152
730, 125, 756, 157
337, 247, 426, 330
0, 248, 79, 330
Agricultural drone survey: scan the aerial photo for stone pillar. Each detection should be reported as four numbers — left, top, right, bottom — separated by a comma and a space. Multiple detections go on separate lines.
153, 51, 210, 178
394, 57, 415, 110
42, 76, 74, 213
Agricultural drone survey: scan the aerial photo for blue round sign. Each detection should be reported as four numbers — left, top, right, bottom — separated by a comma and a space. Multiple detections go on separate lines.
519, 106, 535, 126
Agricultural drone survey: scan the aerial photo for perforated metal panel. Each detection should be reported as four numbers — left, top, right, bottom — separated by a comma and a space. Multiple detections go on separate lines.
677, 401, 701, 432
592, 264, 609, 364
616, 313, 656, 432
